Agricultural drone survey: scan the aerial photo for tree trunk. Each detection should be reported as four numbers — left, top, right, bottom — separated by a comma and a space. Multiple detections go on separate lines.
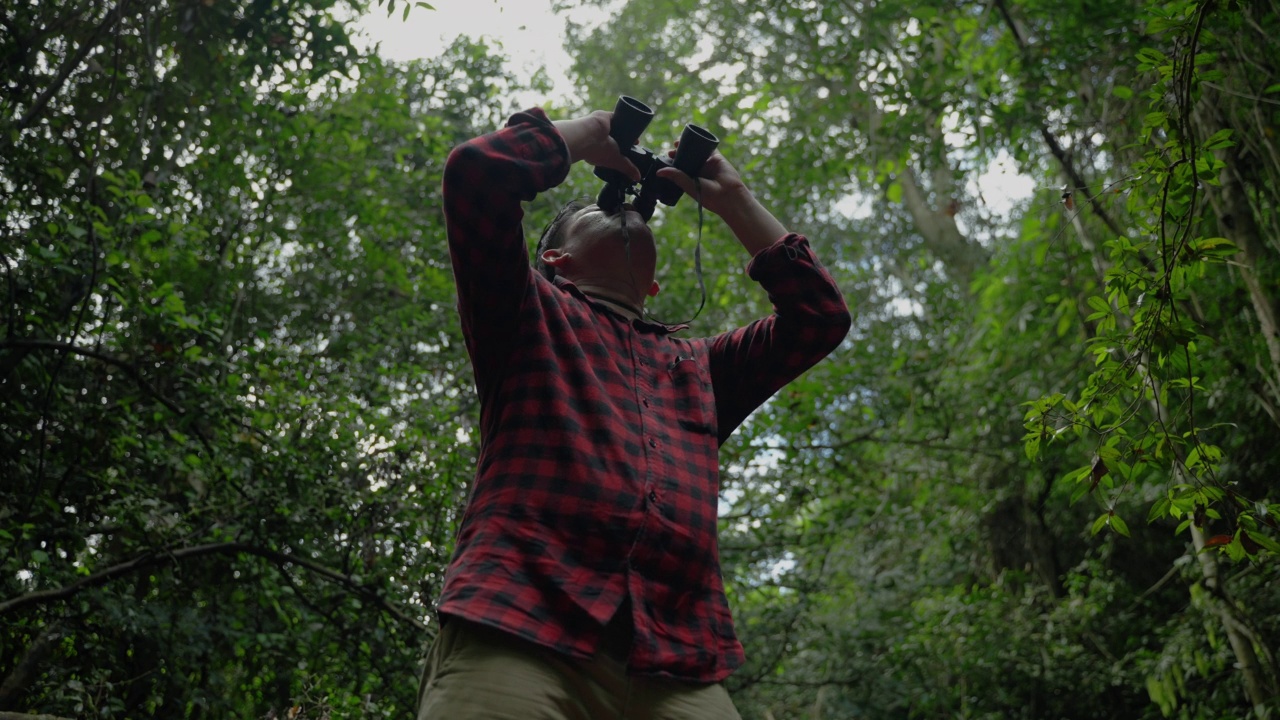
1205, 149, 1280, 397
0, 627, 60, 708
1188, 524, 1279, 708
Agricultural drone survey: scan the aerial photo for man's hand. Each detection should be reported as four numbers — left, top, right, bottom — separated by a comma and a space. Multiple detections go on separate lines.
552, 112, 642, 183
655, 150, 750, 219
656, 149, 788, 256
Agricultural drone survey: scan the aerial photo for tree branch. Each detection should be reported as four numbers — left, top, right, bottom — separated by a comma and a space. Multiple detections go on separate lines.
0, 337, 186, 417
0, 626, 62, 707
0, 542, 429, 634
898, 166, 985, 285
991, 0, 1127, 240
749, 433, 1006, 458
17, 1, 128, 131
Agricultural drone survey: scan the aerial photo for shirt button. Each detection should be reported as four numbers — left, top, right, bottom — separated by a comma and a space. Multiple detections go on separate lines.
648, 438, 657, 448
648, 490, 658, 503
642, 398, 650, 408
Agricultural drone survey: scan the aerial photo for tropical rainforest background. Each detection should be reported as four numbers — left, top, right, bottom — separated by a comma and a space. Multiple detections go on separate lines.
2, 0, 1279, 717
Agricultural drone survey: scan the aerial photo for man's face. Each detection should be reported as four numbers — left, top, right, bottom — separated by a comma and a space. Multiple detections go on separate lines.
555, 203, 657, 284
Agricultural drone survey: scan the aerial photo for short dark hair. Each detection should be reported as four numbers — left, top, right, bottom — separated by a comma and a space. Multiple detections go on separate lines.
535, 199, 589, 281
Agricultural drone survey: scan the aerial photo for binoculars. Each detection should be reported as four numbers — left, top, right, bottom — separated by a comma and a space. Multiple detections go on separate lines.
594, 96, 719, 221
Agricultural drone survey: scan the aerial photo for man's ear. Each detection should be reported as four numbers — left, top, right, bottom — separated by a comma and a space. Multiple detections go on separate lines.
647, 280, 661, 297
540, 248, 570, 267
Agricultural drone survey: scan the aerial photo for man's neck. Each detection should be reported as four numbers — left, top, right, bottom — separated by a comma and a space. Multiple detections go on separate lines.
573, 283, 646, 320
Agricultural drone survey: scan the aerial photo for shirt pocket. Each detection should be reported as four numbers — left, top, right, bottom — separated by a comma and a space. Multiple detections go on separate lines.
665, 354, 716, 436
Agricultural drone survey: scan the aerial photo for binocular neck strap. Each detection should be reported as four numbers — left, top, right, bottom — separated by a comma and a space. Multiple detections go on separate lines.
662, 177, 707, 327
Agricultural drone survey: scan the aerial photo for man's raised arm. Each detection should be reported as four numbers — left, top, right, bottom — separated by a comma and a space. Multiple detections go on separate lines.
442, 109, 639, 380
658, 152, 852, 442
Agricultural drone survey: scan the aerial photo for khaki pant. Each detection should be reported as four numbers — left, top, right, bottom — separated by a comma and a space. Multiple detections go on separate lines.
416, 613, 741, 720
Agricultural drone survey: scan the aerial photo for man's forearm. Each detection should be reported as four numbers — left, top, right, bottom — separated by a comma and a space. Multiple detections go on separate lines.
551, 117, 598, 166
718, 190, 789, 257
551, 114, 641, 181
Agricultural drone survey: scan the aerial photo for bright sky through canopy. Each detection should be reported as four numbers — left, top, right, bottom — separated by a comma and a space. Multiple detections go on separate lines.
355, 1, 1033, 217
354, 0, 598, 105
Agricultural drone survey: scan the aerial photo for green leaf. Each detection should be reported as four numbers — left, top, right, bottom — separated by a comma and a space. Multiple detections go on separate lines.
1202, 129, 1233, 150
1110, 513, 1131, 537
1224, 537, 1246, 562
1091, 513, 1110, 536
1192, 236, 1238, 259
1056, 311, 1073, 337
162, 292, 186, 315
1247, 532, 1280, 554
1136, 48, 1168, 65
1148, 496, 1172, 523
886, 182, 903, 203
1070, 481, 1092, 505
1185, 446, 1201, 469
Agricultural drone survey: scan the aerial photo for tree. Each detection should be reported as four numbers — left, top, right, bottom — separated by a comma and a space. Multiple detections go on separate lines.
1, 1, 530, 715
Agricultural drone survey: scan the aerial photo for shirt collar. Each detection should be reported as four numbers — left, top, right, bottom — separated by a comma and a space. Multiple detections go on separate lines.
552, 276, 688, 333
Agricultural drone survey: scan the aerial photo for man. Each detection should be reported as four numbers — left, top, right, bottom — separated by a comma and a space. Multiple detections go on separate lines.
418, 105, 850, 719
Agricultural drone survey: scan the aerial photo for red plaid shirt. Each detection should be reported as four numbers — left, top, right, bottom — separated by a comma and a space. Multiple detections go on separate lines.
436, 109, 850, 682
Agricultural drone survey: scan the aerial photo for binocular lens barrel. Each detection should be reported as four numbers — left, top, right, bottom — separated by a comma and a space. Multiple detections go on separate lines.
610, 96, 655, 150
597, 97, 719, 219
672, 124, 719, 176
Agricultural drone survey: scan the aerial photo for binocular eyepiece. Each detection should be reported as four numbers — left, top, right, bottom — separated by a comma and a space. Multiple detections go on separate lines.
593, 96, 719, 221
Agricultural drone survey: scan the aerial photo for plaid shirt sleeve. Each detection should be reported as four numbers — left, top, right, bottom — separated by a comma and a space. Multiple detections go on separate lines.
708, 233, 852, 442
441, 109, 570, 383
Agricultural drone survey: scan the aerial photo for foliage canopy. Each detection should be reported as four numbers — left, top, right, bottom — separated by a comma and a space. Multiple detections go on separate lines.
3, 0, 1278, 717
